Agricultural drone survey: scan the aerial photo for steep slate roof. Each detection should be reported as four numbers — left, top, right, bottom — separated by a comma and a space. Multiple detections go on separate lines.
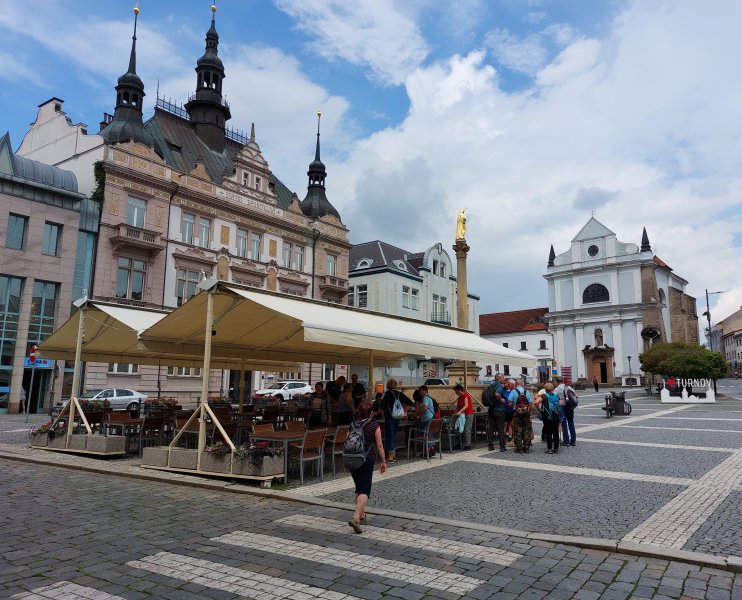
479, 308, 548, 335
0, 132, 78, 193
144, 109, 294, 209
350, 241, 420, 275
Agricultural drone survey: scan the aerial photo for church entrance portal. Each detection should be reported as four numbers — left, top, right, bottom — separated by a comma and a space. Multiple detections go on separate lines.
584, 346, 614, 384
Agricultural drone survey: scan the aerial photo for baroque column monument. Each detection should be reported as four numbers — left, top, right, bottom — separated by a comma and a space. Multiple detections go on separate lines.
448, 209, 480, 388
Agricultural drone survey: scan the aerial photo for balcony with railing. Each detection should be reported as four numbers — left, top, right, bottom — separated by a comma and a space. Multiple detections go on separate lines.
110, 223, 165, 255
430, 311, 451, 325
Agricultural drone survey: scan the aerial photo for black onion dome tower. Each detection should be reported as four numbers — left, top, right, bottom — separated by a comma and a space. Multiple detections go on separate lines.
100, 4, 154, 147
299, 112, 341, 220
185, 3, 231, 152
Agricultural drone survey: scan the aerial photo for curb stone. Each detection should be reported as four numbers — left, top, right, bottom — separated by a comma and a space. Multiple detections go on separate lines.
2, 446, 742, 573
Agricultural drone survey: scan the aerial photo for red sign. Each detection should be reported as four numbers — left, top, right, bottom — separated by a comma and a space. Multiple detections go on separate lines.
28, 345, 37, 361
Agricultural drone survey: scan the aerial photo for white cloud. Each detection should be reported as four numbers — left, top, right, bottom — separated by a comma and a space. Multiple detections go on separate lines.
331, 0, 742, 314
274, 0, 429, 85
484, 29, 547, 75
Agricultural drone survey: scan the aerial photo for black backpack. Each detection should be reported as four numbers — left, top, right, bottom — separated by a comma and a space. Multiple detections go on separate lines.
342, 419, 372, 471
482, 384, 501, 409
565, 386, 578, 409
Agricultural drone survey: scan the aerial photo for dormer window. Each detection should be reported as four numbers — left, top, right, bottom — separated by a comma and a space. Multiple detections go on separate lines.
440, 263, 446, 278
394, 260, 407, 271
357, 259, 372, 269
242, 172, 249, 186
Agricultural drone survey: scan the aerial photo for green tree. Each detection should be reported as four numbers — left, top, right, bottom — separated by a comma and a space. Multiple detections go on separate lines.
639, 342, 727, 379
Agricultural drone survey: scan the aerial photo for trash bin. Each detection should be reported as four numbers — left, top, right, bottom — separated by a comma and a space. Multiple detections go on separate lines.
611, 391, 626, 414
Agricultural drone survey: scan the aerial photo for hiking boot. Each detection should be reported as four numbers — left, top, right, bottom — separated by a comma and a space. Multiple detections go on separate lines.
545, 449, 553, 454
523, 447, 530, 454
499, 447, 507, 452
348, 520, 363, 534
569, 442, 576, 446
488, 444, 495, 451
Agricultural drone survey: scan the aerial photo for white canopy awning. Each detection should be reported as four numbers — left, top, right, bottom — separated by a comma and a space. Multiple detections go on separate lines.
37, 301, 298, 371
139, 282, 537, 368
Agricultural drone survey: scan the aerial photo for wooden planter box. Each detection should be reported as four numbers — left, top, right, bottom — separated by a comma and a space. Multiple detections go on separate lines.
169, 448, 198, 470
68, 434, 88, 451
48, 433, 68, 449
30, 433, 48, 447
141, 446, 169, 467
232, 455, 283, 477
86, 435, 125, 454
201, 452, 231, 474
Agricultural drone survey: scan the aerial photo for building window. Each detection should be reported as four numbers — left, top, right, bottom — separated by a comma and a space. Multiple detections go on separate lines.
520, 341, 527, 350
116, 257, 146, 300
242, 172, 249, 187
199, 218, 211, 248
432, 260, 439, 275
250, 233, 261, 261
522, 366, 528, 375
176, 268, 200, 306
42, 222, 62, 256
0, 276, 23, 368
295, 246, 304, 271
539, 340, 547, 350
411, 288, 419, 310
402, 286, 410, 308
282, 242, 292, 268
432, 294, 439, 315
181, 213, 195, 245
236, 228, 247, 258
326, 254, 337, 277
107, 363, 139, 374
440, 263, 446, 278
255, 176, 261, 191
28, 281, 58, 343
348, 286, 355, 307
6, 214, 28, 250
167, 366, 201, 376
358, 285, 368, 308
583, 283, 610, 304
504, 365, 510, 375
503, 342, 509, 348
440, 296, 447, 315
126, 197, 146, 228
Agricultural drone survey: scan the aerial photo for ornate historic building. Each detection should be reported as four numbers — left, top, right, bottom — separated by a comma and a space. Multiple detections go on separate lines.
544, 217, 698, 385
17, 6, 349, 402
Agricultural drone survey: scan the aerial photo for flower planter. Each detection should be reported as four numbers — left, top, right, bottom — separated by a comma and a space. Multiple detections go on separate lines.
86, 435, 125, 454
233, 455, 283, 477
200, 452, 231, 474
68, 434, 88, 451
169, 448, 198, 470
31, 432, 49, 447
141, 446, 169, 467
48, 433, 69, 449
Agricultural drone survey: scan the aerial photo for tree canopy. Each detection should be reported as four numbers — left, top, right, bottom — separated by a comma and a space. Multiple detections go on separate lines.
639, 342, 727, 379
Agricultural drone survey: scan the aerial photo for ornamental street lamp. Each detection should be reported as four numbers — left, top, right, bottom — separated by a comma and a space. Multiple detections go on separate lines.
627, 355, 632, 387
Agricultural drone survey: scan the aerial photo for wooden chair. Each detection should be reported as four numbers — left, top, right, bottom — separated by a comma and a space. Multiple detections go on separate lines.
252, 422, 274, 435
295, 407, 310, 422
286, 420, 306, 433
136, 415, 164, 456
289, 428, 327, 484
174, 416, 200, 448
262, 405, 281, 422
324, 425, 349, 475
407, 418, 443, 461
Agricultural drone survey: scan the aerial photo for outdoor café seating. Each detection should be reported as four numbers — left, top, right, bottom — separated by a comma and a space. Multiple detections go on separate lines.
407, 418, 443, 461
288, 428, 327, 484
324, 425, 349, 475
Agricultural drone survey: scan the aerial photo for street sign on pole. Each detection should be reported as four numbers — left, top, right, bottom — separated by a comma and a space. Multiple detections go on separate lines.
25, 345, 38, 423
29, 345, 36, 361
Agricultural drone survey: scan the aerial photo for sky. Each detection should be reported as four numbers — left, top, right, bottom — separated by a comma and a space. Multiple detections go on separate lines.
0, 0, 740, 327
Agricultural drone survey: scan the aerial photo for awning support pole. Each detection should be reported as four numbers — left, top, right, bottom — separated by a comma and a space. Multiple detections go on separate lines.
367, 350, 375, 403
57, 307, 91, 441
238, 360, 246, 414
463, 360, 468, 391
197, 290, 215, 471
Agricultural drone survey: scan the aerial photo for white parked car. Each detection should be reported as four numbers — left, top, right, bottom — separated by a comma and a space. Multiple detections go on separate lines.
76, 388, 148, 411
252, 381, 312, 403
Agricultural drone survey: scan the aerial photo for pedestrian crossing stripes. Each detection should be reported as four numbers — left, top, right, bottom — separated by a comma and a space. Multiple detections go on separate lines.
12, 581, 124, 599
275, 514, 522, 565
212, 530, 483, 594
127, 551, 357, 599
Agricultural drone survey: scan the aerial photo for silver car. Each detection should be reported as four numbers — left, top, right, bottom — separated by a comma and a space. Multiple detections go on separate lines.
78, 388, 148, 411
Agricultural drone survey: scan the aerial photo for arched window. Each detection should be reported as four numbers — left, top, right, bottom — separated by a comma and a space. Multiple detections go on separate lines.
583, 283, 609, 304
123, 91, 130, 105
132, 94, 139, 107
213, 74, 219, 89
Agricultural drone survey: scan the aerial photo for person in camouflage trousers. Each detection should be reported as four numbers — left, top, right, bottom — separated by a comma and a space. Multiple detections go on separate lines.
509, 379, 533, 454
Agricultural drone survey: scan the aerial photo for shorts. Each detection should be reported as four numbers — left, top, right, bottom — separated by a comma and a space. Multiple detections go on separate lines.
350, 458, 374, 497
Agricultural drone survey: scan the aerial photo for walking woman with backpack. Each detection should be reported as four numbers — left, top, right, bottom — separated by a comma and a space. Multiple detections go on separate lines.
346, 401, 386, 534
380, 379, 412, 464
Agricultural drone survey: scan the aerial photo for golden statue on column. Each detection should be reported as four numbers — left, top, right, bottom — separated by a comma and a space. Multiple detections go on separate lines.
456, 209, 467, 240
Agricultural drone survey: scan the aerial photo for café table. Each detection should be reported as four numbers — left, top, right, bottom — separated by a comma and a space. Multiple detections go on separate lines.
250, 430, 307, 484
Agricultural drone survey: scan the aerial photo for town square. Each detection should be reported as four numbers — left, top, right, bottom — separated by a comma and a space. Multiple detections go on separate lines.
1, 1, 742, 599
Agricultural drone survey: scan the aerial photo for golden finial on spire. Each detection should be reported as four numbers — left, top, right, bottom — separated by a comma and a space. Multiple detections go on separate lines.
317, 111, 322, 118
133, 3, 140, 15
211, 3, 217, 14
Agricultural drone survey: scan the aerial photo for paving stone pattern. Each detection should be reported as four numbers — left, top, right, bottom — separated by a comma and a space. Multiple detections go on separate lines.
582, 426, 742, 449
685, 490, 742, 558
4, 460, 742, 600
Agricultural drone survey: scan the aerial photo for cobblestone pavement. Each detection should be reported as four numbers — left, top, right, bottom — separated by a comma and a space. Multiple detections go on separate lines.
3, 460, 742, 600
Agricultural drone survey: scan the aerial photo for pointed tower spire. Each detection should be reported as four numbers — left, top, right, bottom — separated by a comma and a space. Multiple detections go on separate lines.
185, 2, 231, 151
249, 123, 255, 143
100, 4, 154, 147
299, 112, 341, 221
641, 227, 651, 253
548, 245, 556, 267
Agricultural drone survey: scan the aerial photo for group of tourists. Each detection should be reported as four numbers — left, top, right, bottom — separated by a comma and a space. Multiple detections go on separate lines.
482, 374, 578, 454
307, 374, 367, 428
